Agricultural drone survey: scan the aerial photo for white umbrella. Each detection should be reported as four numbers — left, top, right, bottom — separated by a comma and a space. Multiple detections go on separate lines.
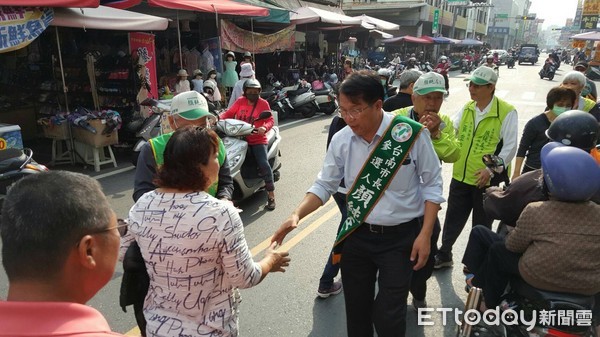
570, 31, 600, 41
356, 15, 399, 31
51, 5, 169, 30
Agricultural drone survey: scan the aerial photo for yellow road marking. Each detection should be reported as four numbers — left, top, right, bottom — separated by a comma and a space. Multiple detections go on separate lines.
125, 200, 338, 336
250, 199, 334, 256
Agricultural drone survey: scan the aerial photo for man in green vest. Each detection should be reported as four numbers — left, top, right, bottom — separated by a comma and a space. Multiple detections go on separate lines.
434, 66, 518, 270
392, 72, 460, 309
133, 91, 233, 202
129, 91, 233, 336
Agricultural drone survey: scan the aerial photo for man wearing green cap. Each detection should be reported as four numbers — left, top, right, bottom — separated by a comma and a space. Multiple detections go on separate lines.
392, 72, 460, 309
128, 91, 233, 336
133, 91, 233, 202
435, 66, 518, 270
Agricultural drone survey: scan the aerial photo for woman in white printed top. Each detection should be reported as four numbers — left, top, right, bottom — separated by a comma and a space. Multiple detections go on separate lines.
120, 126, 290, 337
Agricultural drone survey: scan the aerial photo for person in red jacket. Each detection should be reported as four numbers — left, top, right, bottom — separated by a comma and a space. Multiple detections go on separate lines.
220, 79, 277, 210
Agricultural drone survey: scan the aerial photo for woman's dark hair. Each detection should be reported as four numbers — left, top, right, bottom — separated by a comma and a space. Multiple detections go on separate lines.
154, 126, 219, 191
339, 70, 384, 105
546, 87, 577, 109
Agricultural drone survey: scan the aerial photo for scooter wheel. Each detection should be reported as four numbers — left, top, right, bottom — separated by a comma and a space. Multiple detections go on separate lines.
548, 74, 554, 81
301, 106, 316, 118
131, 152, 140, 167
540, 74, 544, 79
278, 107, 290, 120
323, 105, 336, 115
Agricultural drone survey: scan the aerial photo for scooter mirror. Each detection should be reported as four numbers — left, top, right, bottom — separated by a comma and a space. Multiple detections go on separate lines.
257, 111, 273, 120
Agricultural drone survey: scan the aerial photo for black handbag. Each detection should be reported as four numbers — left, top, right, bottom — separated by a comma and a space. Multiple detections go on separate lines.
119, 241, 150, 311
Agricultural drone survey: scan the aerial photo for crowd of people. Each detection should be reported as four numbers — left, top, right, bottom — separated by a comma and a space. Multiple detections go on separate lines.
1, 49, 600, 337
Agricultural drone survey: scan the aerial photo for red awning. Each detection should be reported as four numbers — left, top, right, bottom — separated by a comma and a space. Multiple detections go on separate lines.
148, 0, 269, 16
0, 0, 99, 7
100, 0, 142, 9
382, 35, 433, 44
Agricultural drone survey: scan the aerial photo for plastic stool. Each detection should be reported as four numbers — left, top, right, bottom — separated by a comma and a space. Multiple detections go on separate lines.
79, 143, 118, 172
50, 139, 74, 166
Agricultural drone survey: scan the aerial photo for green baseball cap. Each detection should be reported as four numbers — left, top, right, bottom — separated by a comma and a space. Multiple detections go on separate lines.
169, 91, 211, 120
413, 72, 447, 95
464, 66, 498, 85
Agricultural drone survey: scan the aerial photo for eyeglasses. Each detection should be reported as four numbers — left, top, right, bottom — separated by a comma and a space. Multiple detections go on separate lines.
75, 222, 128, 246
338, 105, 369, 120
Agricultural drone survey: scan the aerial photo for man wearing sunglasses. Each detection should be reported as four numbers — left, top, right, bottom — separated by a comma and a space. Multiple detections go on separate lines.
273, 71, 444, 337
0, 171, 124, 337
435, 66, 518, 270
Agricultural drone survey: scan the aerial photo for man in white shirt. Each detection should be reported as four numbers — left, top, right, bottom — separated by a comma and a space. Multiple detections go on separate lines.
272, 71, 444, 337
435, 66, 518, 269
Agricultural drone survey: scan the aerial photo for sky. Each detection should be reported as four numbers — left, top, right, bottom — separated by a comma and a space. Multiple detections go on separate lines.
528, 0, 579, 29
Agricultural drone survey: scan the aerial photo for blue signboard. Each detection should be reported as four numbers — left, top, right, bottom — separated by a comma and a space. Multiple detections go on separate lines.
0, 7, 53, 53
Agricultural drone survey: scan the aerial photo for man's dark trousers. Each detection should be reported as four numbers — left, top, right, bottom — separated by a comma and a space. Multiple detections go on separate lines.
340, 219, 420, 337
439, 178, 494, 259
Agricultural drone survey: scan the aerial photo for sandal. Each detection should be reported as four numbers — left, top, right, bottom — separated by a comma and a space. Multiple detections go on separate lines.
266, 198, 276, 211
465, 273, 475, 293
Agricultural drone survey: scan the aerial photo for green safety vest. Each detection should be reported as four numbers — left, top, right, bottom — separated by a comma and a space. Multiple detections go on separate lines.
149, 132, 226, 197
453, 97, 513, 186
581, 97, 596, 112
393, 106, 461, 163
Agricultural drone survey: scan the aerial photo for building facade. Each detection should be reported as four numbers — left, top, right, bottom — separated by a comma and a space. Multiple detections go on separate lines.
341, 0, 490, 40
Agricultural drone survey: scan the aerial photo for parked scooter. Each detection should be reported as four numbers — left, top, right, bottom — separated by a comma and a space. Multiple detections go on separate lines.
280, 84, 319, 118
539, 61, 557, 81
216, 110, 282, 201
130, 98, 170, 166
0, 148, 48, 211
312, 81, 338, 115
260, 81, 292, 121
458, 283, 596, 337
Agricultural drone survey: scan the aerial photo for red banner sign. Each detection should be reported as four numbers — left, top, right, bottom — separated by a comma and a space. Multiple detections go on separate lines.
129, 32, 158, 99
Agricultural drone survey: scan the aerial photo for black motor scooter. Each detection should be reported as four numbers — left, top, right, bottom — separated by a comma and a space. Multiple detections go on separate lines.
0, 148, 48, 210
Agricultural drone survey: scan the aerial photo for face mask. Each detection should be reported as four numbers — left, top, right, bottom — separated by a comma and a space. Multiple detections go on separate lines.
381, 79, 387, 86
552, 105, 569, 115
246, 94, 259, 102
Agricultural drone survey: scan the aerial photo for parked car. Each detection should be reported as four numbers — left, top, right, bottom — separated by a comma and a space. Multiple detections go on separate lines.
488, 49, 509, 65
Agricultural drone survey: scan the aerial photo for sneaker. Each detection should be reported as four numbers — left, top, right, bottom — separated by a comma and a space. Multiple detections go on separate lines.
434, 254, 453, 269
266, 198, 276, 211
412, 298, 427, 311
317, 281, 342, 298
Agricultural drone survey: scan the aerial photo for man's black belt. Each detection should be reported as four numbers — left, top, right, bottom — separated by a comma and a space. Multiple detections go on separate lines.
360, 218, 419, 234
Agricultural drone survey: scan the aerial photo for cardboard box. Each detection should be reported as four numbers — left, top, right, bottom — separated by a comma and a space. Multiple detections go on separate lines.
0, 124, 24, 150
73, 119, 118, 148
42, 123, 70, 140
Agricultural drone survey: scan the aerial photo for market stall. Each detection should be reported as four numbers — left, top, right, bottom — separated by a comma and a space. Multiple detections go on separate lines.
0, 4, 168, 171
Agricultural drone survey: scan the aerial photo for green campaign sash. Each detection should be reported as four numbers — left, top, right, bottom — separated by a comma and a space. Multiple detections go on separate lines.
332, 115, 423, 264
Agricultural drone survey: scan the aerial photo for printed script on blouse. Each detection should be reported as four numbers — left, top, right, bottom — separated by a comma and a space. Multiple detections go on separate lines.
120, 191, 262, 337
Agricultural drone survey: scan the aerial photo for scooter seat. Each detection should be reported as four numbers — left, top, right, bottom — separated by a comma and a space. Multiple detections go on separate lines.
0, 148, 27, 174
512, 279, 595, 309
286, 87, 309, 97
313, 89, 331, 96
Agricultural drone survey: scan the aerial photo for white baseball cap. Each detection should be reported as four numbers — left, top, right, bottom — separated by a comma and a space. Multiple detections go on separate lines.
169, 91, 211, 120
464, 66, 498, 85
413, 72, 447, 95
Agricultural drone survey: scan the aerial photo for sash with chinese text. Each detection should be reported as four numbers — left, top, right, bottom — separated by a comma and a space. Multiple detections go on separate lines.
332, 115, 423, 264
